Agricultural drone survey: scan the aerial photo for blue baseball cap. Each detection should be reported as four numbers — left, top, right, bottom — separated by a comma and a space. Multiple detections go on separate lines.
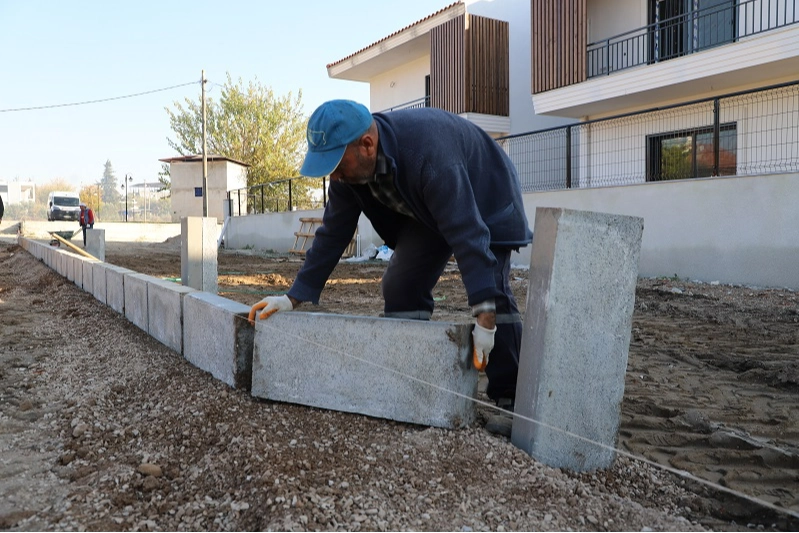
300, 100, 373, 177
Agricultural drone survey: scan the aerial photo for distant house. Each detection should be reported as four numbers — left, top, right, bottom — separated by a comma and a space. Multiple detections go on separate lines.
0, 180, 36, 205
159, 154, 249, 223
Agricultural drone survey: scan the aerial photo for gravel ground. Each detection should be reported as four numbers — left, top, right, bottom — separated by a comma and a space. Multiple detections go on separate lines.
1, 238, 797, 531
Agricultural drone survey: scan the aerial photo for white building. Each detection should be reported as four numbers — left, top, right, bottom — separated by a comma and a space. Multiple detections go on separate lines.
159, 154, 249, 223
0, 180, 36, 205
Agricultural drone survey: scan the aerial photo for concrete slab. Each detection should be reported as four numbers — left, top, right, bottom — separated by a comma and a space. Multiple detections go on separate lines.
91, 262, 108, 304
147, 279, 196, 354
252, 313, 477, 428
86, 229, 105, 261
123, 273, 159, 332
80, 257, 97, 292
183, 292, 254, 389
512, 207, 643, 472
181, 217, 218, 293
106, 265, 136, 315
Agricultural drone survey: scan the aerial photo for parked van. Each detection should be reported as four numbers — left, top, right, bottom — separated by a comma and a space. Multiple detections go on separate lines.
47, 191, 81, 221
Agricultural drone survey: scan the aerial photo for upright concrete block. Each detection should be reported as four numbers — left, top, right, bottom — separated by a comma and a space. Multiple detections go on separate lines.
64, 253, 76, 282
106, 265, 135, 315
86, 229, 105, 261
183, 292, 254, 389
80, 257, 97, 292
512, 207, 643, 471
148, 279, 196, 354
252, 313, 477, 428
91, 262, 108, 304
124, 273, 158, 332
181, 217, 218, 293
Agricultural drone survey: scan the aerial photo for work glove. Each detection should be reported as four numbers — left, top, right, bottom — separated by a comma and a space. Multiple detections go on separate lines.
248, 295, 294, 325
472, 322, 497, 371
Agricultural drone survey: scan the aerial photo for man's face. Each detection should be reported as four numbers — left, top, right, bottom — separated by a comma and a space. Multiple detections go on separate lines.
329, 142, 376, 185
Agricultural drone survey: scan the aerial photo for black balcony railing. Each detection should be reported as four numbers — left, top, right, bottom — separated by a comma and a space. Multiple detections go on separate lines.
587, 0, 798, 78
378, 96, 430, 113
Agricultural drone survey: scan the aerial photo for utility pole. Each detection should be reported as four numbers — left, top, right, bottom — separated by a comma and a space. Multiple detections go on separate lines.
201, 69, 209, 217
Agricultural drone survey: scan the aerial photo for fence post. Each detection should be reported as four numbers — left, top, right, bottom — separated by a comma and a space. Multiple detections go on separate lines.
713, 98, 720, 176
260, 183, 266, 214
566, 126, 572, 189
288, 180, 293, 211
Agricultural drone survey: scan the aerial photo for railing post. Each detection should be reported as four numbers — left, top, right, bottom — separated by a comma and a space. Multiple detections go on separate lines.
288, 180, 293, 211
713, 98, 720, 176
258, 184, 264, 214
237, 189, 242, 216
565, 126, 572, 189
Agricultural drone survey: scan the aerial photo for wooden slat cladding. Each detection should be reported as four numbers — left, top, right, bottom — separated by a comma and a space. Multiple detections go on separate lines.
430, 14, 509, 116
468, 15, 510, 116
431, 15, 466, 114
532, 0, 587, 94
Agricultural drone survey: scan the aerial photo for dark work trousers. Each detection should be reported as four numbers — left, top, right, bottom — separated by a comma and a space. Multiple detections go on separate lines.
381, 217, 522, 402
82, 223, 93, 246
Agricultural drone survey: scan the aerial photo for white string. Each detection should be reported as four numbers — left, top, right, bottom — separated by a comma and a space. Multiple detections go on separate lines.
250, 315, 799, 522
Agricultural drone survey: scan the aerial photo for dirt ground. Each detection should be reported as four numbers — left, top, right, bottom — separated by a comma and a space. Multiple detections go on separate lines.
1, 235, 798, 531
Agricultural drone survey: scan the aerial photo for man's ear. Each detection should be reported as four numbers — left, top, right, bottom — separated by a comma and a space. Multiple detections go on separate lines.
359, 130, 377, 156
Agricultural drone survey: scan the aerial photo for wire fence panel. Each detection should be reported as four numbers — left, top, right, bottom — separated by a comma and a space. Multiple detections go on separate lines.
502, 81, 799, 193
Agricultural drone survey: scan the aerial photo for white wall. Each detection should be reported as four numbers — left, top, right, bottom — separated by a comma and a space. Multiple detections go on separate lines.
370, 57, 430, 112
171, 160, 247, 223
225, 173, 799, 290
516, 172, 799, 289
587, 0, 646, 43
467, 0, 575, 134
225, 208, 381, 257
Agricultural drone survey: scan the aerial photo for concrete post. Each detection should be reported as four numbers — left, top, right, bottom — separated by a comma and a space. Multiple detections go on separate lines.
181, 217, 218, 293
86, 228, 105, 261
512, 207, 643, 471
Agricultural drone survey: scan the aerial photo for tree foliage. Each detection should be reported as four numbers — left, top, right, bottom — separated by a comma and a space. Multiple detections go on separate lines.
165, 74, 314, 210
101, 160, 122, 204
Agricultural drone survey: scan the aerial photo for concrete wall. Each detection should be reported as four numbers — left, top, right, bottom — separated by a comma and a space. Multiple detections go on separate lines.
224, 208, 380, 256
517, 172, 799, 289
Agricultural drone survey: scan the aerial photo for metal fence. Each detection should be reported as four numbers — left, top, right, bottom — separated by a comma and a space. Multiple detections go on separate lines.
498, 80, 799, 193
587, 0, 798, 78
228, 80, 798, 213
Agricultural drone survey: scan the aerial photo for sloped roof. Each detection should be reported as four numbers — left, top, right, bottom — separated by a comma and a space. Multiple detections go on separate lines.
159, 154, 250, 167
326, 2, 463, 69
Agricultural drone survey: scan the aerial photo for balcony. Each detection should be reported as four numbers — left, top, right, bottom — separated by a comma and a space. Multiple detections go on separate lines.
587, 0, 798, 78
532, 0, 799, 118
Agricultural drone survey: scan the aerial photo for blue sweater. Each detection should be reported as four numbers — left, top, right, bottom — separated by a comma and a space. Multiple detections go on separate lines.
288, 107, 532, 307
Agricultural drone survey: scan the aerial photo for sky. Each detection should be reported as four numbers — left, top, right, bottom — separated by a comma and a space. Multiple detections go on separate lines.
0, 0, 455, 191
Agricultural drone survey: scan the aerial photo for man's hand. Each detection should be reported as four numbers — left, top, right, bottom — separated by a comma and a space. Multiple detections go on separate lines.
248, 295, 295, 325
472, 322, 496, 371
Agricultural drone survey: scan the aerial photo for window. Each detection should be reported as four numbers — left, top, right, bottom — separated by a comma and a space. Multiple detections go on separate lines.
647, 123, 737, 181
649, 0, 736, 62
194, 187, 203, 197
424, 75, 431, 108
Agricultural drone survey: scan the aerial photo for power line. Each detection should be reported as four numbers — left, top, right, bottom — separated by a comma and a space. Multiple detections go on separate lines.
0, 81, 200, 113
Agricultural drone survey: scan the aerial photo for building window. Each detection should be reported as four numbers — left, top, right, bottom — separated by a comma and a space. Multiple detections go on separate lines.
194, 187, 203, 197
424, 75, 431, 108
647, 123, 737, 181
649, 0, 736, 63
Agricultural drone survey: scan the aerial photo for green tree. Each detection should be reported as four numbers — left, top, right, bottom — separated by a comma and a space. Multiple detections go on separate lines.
101, 160, 122, 204
157, 163, 171, 192
165, 73, 312, 211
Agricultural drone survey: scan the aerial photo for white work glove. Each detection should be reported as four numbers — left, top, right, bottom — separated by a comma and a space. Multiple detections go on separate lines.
248, 295, 294, 324
472, 322, 497, 371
